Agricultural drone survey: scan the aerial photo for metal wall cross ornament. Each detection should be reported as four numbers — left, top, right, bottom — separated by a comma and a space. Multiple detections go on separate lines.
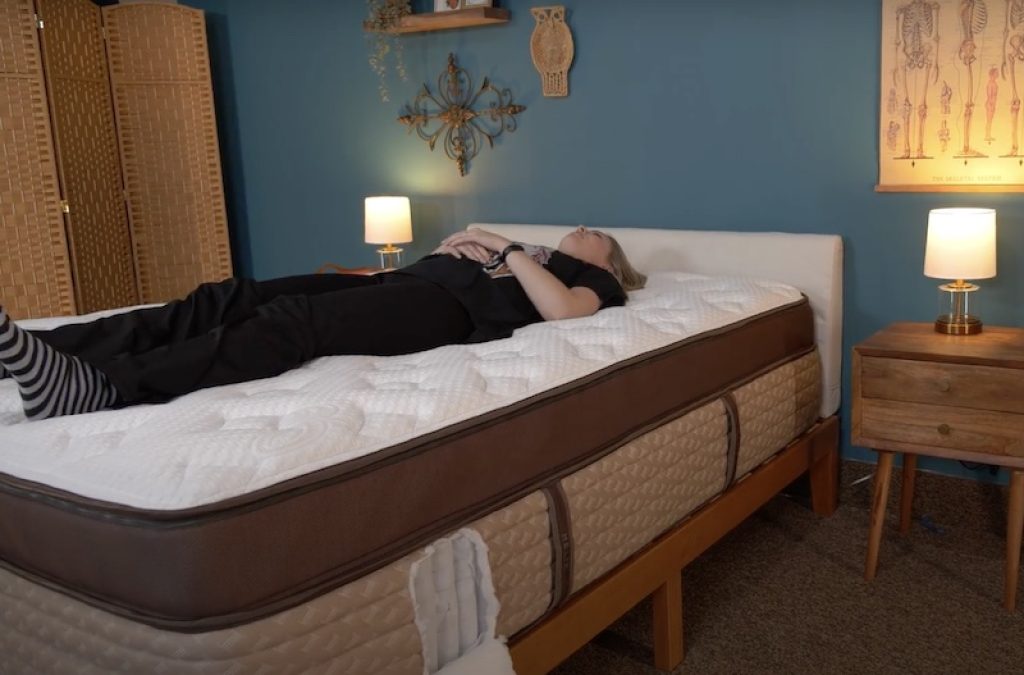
398, 53, 526, 177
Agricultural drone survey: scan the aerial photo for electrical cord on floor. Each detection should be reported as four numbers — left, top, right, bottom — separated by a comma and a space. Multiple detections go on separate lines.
849, 473, 873, 487
959, 461, 1000, 475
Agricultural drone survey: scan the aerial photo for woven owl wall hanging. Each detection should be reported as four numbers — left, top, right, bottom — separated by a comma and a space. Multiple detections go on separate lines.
530, 6, 574, 97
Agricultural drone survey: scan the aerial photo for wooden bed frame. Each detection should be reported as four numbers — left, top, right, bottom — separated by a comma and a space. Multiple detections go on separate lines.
509, 415, 840, 674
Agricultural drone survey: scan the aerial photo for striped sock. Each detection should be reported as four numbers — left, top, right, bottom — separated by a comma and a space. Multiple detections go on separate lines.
0, 306, 118, 420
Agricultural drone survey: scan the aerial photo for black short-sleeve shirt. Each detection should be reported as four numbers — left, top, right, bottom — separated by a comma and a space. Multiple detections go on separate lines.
393, 250, 626, 342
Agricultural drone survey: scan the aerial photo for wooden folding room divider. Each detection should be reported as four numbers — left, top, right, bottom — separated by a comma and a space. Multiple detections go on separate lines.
0, 0, 232, 320
0, 0, 75, 320
37, 0, 137, 315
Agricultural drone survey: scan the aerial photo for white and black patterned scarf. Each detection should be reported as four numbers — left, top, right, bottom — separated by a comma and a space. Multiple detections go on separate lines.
481, 243, 553, 278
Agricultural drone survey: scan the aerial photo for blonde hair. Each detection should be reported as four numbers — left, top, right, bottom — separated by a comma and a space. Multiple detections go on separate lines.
606, 235, 647, 292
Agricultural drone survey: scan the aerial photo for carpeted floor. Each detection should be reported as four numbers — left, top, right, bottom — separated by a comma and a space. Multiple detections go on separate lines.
552, 461, 1024, 674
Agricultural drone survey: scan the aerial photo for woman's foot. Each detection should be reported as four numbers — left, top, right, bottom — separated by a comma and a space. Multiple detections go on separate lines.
0, 306, 117, 419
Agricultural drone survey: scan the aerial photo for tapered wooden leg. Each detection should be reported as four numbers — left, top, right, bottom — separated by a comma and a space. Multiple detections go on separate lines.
809, 419, 839, 516
899, 453, 918, 535
1005, 470, 1024, 610
865, 450, 894, 582
652, 572, 684, 672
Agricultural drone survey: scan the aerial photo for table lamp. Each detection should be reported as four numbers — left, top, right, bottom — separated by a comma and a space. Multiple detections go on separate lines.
924, 207, 996, 335
365, 196, 412, 269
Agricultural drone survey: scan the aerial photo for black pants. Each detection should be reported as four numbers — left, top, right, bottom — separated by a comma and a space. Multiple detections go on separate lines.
34, 274, 473, 405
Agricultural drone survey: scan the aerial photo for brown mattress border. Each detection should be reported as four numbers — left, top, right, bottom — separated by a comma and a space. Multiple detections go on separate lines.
0, 298, 815, 631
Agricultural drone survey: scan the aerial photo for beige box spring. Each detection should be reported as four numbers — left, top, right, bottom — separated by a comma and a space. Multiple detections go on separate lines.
566, 351, 820, 594
733, 352, 821, 479
566, 398, 730, 593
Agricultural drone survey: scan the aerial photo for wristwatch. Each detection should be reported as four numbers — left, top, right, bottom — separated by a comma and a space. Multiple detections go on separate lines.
500, 243, 525, 263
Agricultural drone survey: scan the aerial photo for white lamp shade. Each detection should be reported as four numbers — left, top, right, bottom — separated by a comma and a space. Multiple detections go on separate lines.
924, 208, 997, 280
364, 196, 413, 245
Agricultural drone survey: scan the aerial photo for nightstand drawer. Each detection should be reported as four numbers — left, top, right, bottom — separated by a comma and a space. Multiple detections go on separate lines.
859, 399, 1024, 457
860, 356, 1024, 414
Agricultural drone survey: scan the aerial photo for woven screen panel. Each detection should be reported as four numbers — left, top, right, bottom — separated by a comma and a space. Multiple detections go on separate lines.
39, 0, 139, 314
103, 2, 232, 304
0, 0, 75, 320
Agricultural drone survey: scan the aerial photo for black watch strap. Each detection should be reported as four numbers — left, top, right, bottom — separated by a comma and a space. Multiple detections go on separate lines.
500, 243, 525, 263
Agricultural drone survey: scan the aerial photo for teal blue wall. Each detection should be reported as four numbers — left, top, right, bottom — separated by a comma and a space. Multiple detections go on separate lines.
194, 0, 1024, 483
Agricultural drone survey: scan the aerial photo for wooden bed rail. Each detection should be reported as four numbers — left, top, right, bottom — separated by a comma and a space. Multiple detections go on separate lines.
509, 415, 839, 674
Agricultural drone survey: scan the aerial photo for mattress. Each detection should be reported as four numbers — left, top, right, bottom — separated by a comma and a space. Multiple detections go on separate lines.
0, 351, 821, 675
0, 273, 814, 631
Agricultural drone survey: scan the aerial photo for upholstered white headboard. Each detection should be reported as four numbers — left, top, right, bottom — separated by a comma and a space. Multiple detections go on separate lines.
473, 224, 843, 417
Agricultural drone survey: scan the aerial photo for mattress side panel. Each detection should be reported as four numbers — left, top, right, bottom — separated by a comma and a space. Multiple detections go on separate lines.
564, 399, 729, 593
733, 351, 821, 480
469, 491, 552, 637
0, 555, 425, 675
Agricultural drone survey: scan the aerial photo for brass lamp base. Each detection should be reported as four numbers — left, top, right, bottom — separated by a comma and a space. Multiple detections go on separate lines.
934, 280, 982, 335
376, 244, 404, 270
934, 314, 983, 335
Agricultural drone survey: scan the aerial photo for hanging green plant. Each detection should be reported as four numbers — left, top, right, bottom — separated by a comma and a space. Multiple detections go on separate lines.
366, 0, 411, 102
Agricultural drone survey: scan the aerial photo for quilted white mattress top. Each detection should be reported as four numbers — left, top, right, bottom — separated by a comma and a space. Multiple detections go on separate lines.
0, 274, 802, 510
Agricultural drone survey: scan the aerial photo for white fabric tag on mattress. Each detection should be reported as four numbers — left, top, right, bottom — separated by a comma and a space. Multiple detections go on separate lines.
410, 528, 509, 674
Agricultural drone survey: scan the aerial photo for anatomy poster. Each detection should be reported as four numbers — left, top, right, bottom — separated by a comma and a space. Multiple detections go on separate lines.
880, 0, 1024, 190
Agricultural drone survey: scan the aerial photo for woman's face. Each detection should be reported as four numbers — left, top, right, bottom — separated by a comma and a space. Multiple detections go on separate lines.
558, 226, 613, 271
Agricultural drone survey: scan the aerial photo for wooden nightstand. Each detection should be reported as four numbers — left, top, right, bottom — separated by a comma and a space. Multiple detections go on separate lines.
852, 322, 1024, 610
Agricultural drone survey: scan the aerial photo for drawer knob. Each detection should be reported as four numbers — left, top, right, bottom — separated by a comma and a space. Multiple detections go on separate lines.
938, 380, 951, 393
937, 423, 951, 436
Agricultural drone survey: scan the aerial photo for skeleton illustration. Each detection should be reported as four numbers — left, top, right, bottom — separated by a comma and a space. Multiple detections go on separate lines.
941, 80, 953, 113
894, 0, 942, 158
957, 0, 989, 157
939, 118, 952, 151
888, 120, 903, 150
888, 86, 899, 114
1002, 0, 1024, 155
986, 66, 1000, 141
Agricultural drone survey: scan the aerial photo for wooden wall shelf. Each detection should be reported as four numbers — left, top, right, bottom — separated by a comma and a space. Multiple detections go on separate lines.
364, 8, 509, 34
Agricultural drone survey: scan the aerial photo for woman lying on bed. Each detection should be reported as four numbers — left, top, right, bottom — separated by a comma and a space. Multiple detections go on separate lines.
0, 226, 646, 420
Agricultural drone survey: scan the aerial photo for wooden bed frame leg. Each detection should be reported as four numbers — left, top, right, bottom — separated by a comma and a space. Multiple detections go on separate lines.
809, 417, 839, 517
652, 572, 684, 672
